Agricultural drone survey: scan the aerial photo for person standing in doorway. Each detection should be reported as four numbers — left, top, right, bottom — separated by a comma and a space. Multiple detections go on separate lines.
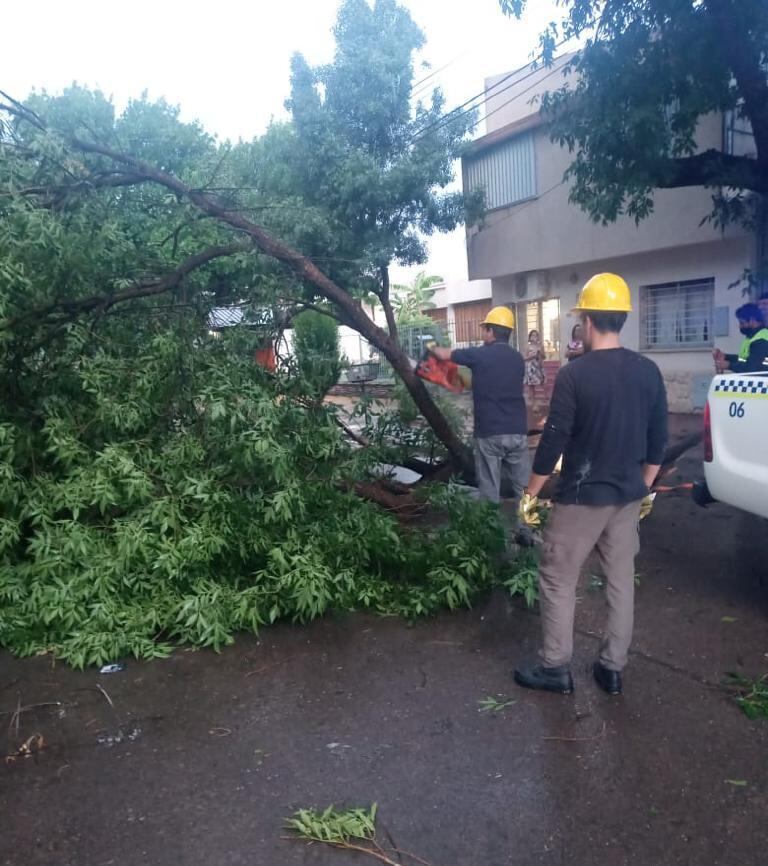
514, 273, 668, 696
432, 307, 528, 507
523, 329, 546, 414
566, 323, 585, 362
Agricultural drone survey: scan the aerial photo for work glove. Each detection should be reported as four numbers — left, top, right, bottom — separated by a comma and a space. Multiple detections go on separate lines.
639, 493, 656, 521
518, 492, 542, 527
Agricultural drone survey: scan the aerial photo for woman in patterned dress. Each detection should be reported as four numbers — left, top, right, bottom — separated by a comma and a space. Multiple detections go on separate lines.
524, 329, 546, 412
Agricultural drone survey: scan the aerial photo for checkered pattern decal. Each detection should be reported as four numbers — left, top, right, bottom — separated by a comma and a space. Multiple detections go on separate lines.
713, 377, 768, 397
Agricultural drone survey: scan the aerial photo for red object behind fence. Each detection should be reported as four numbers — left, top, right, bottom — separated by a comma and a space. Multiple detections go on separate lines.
255, 347, 276, 373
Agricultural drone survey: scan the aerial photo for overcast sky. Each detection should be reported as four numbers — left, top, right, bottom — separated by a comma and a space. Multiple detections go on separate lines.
3, 0, 559, 284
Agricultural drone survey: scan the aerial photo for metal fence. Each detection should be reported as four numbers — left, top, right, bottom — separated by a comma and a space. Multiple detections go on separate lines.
344, 320, 487, 384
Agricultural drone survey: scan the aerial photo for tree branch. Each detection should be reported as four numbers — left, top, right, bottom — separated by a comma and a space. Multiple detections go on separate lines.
8, 172, 148, 202
653, 150, 767, 193
4, 241, 252, 330
380, 265, 398, 340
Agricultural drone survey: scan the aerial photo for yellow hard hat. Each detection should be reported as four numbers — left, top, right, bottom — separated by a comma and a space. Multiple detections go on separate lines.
481, 306, 515, 329
573, 273, 632, 313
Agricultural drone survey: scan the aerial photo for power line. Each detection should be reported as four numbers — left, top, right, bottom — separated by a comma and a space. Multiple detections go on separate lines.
411, 49, 473, 99
409, 46, 570, 145
408, 39, 569, 143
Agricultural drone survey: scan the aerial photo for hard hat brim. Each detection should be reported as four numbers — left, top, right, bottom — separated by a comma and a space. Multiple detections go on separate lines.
571, 306, 633, 314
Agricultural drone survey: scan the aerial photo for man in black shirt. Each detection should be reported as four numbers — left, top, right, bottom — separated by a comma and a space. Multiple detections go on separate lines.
514, 273, 668, 696
433, 306, 528, 505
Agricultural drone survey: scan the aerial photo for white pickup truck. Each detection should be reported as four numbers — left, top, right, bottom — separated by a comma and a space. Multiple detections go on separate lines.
695, 371, 768, 519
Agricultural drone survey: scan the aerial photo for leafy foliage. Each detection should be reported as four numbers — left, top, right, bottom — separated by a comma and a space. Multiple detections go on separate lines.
502, 549, 539, 608
478, 695, 516, 713
286, 804, 378, 844
500, 0, 768, 227
291, 310, 342, 399
247, 0, 476, 310
285, 803, 430, 866
725, 673, 768, 720
0, 314, 523, 667
393, 271, 443, 327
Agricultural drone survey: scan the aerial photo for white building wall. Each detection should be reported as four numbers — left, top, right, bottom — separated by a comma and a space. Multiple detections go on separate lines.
430, 278, 492, 310
492, 236, 753, 412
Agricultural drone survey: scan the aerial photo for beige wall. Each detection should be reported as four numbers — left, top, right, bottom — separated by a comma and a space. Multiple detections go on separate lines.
467, 117, 750, 281
484, 54, 575, 134
492, 236, 754, 412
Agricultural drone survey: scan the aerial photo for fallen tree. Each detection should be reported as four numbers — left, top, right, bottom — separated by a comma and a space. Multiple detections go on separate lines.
0, 2, 523, 667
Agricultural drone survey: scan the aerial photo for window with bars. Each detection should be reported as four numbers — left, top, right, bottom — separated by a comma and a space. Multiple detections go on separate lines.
640, 279, 715, 350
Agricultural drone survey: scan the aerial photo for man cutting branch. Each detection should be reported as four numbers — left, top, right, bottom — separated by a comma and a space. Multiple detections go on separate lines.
514, 273, 668, 697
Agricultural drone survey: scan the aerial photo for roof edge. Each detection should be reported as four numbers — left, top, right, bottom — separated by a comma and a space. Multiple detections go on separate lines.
463, 112, 543, 157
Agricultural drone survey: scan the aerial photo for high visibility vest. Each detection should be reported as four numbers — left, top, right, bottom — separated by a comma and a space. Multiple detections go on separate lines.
737, 327, 768, 362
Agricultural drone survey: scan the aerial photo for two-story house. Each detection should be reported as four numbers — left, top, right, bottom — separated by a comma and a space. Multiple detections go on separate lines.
462, 55, 760, 412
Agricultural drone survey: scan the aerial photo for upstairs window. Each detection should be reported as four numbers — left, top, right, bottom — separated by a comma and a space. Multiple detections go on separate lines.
464, 132, 536, 210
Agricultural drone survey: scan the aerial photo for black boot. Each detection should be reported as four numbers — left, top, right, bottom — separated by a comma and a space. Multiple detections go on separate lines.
514, 663, 574, 694
593, 661, 622, 695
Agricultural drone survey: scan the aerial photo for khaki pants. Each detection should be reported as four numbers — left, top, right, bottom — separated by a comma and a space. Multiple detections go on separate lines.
538, 501, 642, 671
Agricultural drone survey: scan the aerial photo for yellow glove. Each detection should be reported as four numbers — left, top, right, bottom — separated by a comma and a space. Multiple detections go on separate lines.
639, 493, 656, 521
518, 493, 542, 527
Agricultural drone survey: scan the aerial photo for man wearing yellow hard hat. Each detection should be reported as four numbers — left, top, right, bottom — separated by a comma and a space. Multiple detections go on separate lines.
432, 306, 528, 512
514, 273, 668, 697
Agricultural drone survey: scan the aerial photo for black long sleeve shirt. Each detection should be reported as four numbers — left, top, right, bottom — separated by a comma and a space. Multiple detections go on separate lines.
533, 348, 668, 505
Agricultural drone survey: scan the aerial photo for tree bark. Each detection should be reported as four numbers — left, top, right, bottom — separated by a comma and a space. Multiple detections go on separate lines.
380, 266, 398, 340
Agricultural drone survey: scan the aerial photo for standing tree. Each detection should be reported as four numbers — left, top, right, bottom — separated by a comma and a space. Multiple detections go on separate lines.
500, 0, 768, 228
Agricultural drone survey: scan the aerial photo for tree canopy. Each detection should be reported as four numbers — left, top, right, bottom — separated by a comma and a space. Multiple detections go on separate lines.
500, 0, 768, 227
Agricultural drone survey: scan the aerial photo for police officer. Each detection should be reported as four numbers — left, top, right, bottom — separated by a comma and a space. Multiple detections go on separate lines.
713, 303, 768, 374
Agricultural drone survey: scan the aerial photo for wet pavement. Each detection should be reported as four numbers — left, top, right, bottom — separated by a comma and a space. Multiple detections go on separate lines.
2, 432, 767, 866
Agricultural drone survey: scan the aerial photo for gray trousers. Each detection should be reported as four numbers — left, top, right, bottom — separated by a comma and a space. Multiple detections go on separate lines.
474, 434, 529, 504
538, 501, 642, 671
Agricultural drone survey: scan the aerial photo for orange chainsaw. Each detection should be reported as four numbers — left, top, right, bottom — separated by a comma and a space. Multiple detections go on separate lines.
412, 342, 468, 393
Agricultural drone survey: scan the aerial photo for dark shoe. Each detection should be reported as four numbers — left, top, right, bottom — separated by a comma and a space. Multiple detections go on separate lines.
514, 663, 574, 694
593, 661, 622, 695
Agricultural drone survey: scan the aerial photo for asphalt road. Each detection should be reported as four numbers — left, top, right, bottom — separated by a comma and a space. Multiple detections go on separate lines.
2, 436, 767, 866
